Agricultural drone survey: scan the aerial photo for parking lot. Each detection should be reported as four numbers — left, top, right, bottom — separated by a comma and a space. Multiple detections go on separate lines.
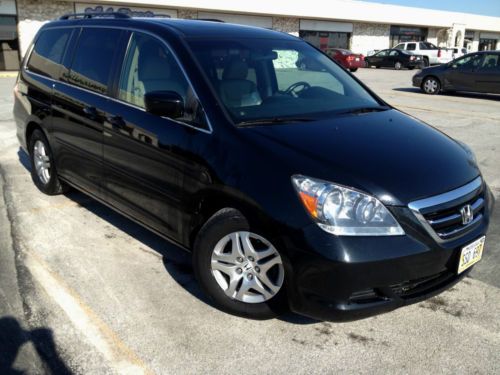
1, 68, 499, 374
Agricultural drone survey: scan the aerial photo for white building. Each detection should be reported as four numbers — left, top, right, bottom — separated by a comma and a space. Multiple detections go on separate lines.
2, 0, 500, 71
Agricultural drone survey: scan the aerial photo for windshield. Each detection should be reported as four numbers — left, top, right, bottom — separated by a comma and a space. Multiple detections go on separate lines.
188, 38, 381, 125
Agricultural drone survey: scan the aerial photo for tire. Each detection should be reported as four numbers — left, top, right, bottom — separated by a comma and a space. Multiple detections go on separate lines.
349, 68, 358, 72
421, 76, 441, 95
192, 208, 287, 320
375, 65, 381, 69
408, 66, 415, 70
423, 57, 430, 67
394, 61, 403, 70
28, 129, 68, 195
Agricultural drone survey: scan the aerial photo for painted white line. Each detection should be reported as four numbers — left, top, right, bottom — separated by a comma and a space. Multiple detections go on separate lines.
25, 249, 154, 375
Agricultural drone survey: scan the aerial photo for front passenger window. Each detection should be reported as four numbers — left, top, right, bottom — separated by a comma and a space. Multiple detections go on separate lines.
118, 32, 207, 128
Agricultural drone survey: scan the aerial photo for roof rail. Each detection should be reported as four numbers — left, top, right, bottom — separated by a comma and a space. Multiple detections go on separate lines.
197, 18, 225, 23
59, 12, 131, 20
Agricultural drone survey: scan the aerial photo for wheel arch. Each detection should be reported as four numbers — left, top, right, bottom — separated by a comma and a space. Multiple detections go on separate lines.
187, 188, 282, 250
25, 120, 50, 150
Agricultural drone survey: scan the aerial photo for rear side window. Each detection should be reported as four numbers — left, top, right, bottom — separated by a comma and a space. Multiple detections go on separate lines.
406, 43, 416, 51
27, 28, 72, 79
68, 28, 122, 94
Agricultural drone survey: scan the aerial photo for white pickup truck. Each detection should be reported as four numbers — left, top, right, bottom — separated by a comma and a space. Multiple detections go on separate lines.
394, 41, 453, 66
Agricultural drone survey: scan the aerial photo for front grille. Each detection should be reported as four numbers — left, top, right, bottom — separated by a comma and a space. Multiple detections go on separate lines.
408, 177, 484, 243
423, 195, 484, 240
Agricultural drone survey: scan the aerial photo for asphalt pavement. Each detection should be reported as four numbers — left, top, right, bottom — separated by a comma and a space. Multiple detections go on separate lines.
0, 70, 499, 374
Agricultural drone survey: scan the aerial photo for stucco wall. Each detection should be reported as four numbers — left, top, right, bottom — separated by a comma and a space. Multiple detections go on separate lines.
272, 17, 299, 36
17, 0, 75, 57
177, 9, 198, 19
351, 22, 390, 55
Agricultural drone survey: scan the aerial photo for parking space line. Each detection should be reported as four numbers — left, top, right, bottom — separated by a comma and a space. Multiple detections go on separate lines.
25, 248, 154, 375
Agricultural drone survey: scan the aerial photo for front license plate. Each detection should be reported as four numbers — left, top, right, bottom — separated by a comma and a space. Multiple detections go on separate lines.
355, 57, 360, 61
457, 236, 485, 274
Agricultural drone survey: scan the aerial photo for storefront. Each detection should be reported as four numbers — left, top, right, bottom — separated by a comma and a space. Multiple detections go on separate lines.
299, 20, 352, 51
0, 0, 19, 70
479, 32, 499, 51
390, 26, 428, 47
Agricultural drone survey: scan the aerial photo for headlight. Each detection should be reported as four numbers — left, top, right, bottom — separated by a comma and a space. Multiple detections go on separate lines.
292, 175, 404, 236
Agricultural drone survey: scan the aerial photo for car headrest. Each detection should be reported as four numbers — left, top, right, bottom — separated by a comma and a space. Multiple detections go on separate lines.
222, 60, 249, 80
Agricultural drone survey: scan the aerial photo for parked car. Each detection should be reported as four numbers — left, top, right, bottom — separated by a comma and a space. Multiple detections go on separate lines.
394, 41, 453, 66
452, 47, 468, 59
413, 51, 500, 95
325, 48, 365, 72
14, 14, 493, 322
365, 49, 424, 70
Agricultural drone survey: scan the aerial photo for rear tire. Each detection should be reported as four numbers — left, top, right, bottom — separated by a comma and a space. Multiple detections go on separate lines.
421, 76, 441, 95
349, 68, 358, 72
28, 129, 68, 195
375, 65, 381, 69
423, 57, 430, 67
193, 208, 288, 320
408, 66, 415, 70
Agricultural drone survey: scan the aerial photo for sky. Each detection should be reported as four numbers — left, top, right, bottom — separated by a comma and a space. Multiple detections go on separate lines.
358, 0, 500, 17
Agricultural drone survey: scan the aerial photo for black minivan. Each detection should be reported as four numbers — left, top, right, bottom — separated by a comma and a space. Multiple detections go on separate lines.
14, 13, 493, 321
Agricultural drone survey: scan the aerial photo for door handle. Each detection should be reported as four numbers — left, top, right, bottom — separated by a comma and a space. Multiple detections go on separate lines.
83, 106, 98, 120
107, 115, 126, 130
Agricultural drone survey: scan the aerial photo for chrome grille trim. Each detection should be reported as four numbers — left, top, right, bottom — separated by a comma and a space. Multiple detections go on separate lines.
408, 177, 483, 243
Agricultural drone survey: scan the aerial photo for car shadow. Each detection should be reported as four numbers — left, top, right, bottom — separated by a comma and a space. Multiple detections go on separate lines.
17, 148, 317, 325
393, 87, 500, 101
0, 316, 72, 374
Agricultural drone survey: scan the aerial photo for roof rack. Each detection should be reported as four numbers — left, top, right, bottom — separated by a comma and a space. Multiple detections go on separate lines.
197, 18, 225, 22
59, 12, 131, 20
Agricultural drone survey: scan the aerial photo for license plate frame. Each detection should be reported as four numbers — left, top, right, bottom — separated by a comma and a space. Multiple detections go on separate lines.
457, 236, 485, 274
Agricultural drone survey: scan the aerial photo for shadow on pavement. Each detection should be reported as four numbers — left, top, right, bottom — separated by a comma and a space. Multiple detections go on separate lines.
0, 316, 71, 375
17, 148, 316, 325
393, 87, 500, 101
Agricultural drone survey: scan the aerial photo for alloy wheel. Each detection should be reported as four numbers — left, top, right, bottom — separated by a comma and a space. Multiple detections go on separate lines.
423, 78, 439, 94
33, 140, 51, 184
210, 231, 284, 304
395, 62, 402, 70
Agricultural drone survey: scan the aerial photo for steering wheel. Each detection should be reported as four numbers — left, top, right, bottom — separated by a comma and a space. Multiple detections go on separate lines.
284, 81, 311, 97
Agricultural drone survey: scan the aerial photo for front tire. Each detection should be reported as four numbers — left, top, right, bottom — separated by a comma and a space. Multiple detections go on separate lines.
421, 76, 441, 95
349, 68, 358, 72
193, 208, 287, 319
394, 61, 403, 70
29, 129, 67, 195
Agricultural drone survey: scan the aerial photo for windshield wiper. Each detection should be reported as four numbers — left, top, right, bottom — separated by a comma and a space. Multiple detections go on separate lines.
236, 117, 316, 127
338, 106, 390, 115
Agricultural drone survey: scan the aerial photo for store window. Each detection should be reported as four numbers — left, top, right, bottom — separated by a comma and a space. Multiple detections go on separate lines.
299, 30, 351, 51
479, 39, 497, 51
390, 26, 428, 48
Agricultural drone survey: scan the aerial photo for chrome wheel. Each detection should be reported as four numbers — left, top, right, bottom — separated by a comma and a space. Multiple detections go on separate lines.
211, 231, 284, 304
423, 78, 439, 94
33, 140, 51, 184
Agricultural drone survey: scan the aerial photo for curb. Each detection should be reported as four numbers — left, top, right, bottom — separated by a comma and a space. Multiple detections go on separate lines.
0, 72, 18, 78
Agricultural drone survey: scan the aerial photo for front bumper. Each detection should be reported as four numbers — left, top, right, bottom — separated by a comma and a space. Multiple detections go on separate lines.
412, 75, 423, 88
283, 184, 493, 322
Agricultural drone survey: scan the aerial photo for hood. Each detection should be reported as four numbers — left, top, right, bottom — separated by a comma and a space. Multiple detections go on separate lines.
242, 109, 479, 205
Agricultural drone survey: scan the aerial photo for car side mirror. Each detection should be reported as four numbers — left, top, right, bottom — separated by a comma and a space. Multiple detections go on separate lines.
144, 91, 184, 119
